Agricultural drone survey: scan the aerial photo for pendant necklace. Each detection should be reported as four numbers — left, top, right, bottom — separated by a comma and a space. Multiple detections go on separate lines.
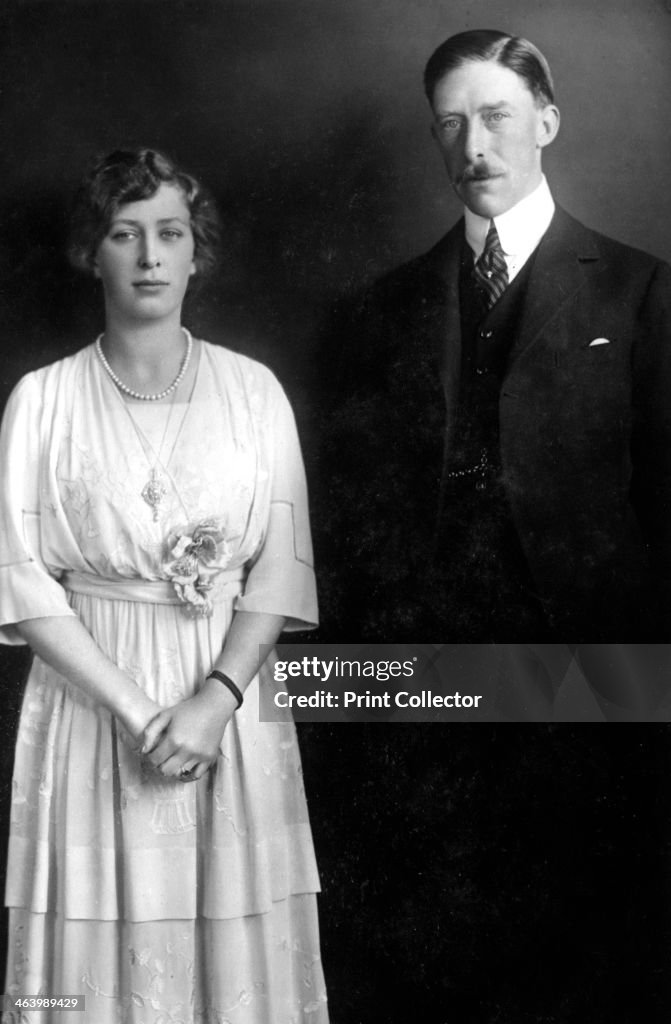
139, 413, 172, 521
127, 390, 180, 521
126, 394, 192, 521
96, 330, 194, 520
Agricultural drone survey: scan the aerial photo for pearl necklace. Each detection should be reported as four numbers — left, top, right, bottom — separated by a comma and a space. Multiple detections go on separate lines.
95, 328, 193, 401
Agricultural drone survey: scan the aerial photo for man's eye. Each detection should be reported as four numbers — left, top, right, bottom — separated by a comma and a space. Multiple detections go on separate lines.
487, 112, 507, 123
441, 119, 462, 132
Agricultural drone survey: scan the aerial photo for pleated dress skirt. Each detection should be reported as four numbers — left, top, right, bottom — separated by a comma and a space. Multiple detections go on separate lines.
3, 579, 329, 1024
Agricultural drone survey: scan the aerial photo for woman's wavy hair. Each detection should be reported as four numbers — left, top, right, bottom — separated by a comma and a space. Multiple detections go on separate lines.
68, 147, 220, 279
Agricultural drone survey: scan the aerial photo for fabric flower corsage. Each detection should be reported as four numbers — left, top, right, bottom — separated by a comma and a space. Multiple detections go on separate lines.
162, 519, 233, 617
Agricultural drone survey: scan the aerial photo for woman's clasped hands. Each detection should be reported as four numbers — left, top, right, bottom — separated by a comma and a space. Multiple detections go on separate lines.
138, 678, 240, 782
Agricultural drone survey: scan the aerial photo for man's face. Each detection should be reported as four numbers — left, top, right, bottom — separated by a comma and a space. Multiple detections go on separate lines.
430, 59, 559, 218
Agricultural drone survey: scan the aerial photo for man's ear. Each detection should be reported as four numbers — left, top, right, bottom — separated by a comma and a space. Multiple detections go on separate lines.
537, 104, 560, 149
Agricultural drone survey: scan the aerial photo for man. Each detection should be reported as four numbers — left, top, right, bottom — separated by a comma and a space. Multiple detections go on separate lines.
322, 30, 671, 641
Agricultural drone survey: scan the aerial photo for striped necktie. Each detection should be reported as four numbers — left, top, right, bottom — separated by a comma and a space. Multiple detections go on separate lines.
473, 220, 509, 308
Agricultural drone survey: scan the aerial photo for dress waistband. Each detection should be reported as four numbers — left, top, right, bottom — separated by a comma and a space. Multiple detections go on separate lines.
62, 569, 245, 605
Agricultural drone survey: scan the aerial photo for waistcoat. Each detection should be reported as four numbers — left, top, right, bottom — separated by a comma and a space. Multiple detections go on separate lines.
433, 242, 553, 640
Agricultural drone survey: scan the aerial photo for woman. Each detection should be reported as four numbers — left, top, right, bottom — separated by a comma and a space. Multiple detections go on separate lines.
0, 149, 328, 1023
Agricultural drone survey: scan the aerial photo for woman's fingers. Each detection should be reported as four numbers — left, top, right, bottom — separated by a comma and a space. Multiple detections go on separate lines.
140, 699, 222, 775
144, 732, 212, 776
177, 761, 210, 783
155, 753, 212, 782
155, 752, 186, 778
144, 733, 179, 768
141, 709, 172, 754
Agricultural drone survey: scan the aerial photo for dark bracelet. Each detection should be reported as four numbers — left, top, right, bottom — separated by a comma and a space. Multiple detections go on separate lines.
207, 670, 244, 709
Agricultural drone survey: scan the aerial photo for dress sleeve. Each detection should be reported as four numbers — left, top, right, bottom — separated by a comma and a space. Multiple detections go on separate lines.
0, 374, 77, 645
234, 376, 319, 631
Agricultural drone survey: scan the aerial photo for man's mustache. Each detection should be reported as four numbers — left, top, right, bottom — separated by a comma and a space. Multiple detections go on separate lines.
456, 165, 501, 184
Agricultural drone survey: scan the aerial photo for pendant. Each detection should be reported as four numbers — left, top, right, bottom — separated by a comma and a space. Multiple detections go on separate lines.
141, 468, 168, 521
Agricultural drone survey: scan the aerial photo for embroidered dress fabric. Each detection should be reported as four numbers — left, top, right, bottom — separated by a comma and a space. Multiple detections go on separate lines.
0, 342, 328, 1024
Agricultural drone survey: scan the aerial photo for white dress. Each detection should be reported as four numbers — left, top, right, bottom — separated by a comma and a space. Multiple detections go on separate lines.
0, 341, 329, 1024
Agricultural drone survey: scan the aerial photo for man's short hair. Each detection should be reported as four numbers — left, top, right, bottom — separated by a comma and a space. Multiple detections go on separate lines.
424, 29, 555, 108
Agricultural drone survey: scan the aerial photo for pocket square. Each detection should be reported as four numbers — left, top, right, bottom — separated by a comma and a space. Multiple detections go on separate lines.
588, 337, 611, 346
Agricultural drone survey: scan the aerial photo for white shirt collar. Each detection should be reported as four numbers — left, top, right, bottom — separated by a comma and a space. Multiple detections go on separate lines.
464, 176, 555, 277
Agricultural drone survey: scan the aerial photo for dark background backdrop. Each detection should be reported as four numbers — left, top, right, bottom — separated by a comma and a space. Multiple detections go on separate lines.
1, 0, 671, 394
1, 1, 671, 1020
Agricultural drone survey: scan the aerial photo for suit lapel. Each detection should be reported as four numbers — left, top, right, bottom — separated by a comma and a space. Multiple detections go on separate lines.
414, 222, 466, 538
508, 206, 601, 365
421, 220, 465, 420
417, 207, 601, 412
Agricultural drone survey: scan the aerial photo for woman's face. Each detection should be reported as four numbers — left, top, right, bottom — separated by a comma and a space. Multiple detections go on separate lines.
94, 182, 196, 326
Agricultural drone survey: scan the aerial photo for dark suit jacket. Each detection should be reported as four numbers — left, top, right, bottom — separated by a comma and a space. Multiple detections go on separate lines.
319, 207, 671, 640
